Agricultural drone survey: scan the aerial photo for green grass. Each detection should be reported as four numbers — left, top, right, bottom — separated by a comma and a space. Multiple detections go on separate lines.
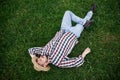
0, 0, 120, 80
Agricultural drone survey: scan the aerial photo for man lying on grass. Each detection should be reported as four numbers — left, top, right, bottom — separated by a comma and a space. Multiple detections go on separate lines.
28, 4, 96, 71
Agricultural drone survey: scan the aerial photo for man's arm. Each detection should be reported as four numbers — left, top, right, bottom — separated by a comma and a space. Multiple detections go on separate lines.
57, 47, 91, 68
57, 56, 84, 68
28, 47, 43, 58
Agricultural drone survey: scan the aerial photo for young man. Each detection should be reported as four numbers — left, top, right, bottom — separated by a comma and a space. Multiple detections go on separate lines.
28, 4, 96, 71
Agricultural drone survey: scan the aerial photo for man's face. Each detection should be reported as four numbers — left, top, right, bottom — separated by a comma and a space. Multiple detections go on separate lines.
37, 55, 48, 66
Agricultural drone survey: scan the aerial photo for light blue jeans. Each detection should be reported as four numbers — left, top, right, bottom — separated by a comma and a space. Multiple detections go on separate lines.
61, 10, 93, 38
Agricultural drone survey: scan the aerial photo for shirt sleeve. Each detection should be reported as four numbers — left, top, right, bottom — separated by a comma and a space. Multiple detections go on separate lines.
57, 56, 84, 68
28, 47, 44, 58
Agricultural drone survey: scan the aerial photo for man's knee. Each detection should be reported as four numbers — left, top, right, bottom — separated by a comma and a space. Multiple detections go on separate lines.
65, 10, 71, 14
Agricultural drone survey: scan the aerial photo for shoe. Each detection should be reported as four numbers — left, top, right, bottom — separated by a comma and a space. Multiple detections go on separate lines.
91, 3, 97, 12
83, 20, 94, 28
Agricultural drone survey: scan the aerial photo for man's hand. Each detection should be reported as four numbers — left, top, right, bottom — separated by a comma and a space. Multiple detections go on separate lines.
81, 47, 91, 58
84, 47, 91, 55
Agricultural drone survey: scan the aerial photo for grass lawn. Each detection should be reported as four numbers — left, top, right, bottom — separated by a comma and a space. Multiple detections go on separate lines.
0, 0, 120, 80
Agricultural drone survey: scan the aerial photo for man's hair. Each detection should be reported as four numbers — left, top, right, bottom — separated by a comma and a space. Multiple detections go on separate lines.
35, 54, 41, 57
35, 54, 41, 64
36, 58, 38, 63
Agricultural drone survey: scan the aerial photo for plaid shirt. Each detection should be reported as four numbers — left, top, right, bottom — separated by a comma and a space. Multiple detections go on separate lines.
28, 30, 84, 68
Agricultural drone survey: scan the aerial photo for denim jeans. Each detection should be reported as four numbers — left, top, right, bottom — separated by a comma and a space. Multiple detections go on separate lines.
61, 10, 93, 38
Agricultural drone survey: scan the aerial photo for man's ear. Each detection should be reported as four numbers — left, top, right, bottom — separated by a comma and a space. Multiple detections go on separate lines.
43, 63, 48, 67
43, 60, 50, 67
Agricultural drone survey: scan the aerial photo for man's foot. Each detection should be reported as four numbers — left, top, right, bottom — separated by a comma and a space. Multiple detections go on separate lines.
83, 20, 94, 28
90, 3, 97, 12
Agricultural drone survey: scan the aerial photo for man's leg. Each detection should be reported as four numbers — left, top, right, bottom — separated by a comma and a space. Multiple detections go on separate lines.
69, 10, 94, 38
61, 10, 86, 32
83, 4, 97, 27
61, 4, 96, 38
69, 24, 84, 38
84, 11, 93, 21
